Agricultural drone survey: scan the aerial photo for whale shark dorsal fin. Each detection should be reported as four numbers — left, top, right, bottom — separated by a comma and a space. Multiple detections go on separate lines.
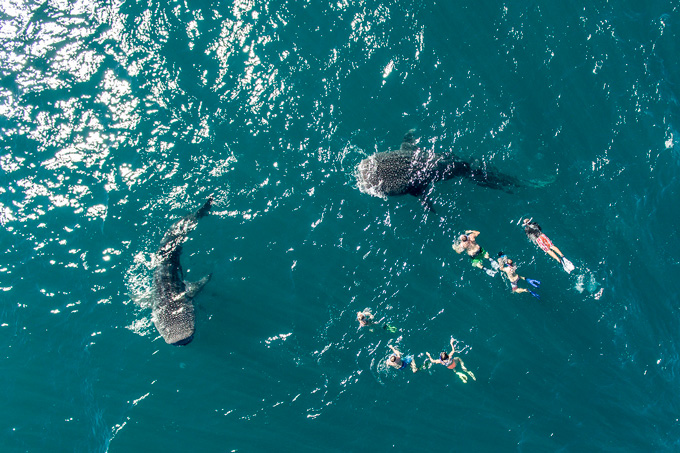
196, 197, 213, 219
185, 273, 212, 298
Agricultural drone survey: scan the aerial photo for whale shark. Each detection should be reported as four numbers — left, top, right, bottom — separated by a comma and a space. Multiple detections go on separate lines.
355, 131, 522, 208
152, 197, 212, 345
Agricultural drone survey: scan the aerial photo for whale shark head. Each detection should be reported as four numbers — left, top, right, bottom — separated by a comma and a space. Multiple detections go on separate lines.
355, 150, 440, 198
152, 296, 196, 346
355, 154, 388, 198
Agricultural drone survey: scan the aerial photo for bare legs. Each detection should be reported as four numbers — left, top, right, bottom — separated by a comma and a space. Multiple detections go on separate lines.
454, 357, 476, 383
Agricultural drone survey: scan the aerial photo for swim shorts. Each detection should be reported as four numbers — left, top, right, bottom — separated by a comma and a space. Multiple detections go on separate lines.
399, 355, 413, 370
470, 247, 486, 267
536, 234, 553, 253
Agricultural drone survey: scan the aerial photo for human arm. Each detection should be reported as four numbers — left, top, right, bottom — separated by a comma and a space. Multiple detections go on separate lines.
426, 352, 441, 365
465, 230, 480, 239
388, 344, 401, 357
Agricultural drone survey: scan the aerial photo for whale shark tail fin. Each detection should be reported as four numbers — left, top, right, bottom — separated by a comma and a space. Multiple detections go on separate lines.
158, 198, 213, 257
466, 161, 523, 193
522, 174, 557, 189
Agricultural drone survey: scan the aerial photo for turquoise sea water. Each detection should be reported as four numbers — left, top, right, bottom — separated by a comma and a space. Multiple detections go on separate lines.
2, 0, 680, 451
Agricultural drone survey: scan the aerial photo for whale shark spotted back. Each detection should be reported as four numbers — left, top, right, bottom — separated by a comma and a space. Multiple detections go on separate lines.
355, 132, 523, 202
151, 197, 212, 346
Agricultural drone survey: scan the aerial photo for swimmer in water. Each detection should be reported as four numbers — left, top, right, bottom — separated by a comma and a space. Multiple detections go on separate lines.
425, 337, 476, 383
453, 230, 498, 276
522, 218, 574, 273
357, 308, 374, 327
496, 253, 540, 299
357, 308, 398, 333
386, 344, 419, 373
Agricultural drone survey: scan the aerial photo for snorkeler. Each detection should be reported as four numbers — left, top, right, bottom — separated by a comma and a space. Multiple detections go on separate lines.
357, 308, 374, 327
357, 308, 397, 333
496, 253, 540, 299
387, 344, 419, 373
452, 230, 498, 276
522, 218, 574, 273
425, 337, 476, 383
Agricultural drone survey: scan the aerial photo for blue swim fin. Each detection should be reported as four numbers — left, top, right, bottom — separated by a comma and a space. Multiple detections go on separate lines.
526, 278, 541, 288
529, 290, 540, 299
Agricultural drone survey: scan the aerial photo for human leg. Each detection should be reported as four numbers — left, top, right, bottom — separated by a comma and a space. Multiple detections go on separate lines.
550, 245, 565, 258
456, 357, 476, 381
546, 249, 561, 263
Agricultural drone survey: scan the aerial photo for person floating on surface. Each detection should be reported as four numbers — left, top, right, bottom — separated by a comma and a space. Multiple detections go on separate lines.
522, 218, 575, 273
387, 344, 419, 373
453, 230, 498, 276
496, 253, 541, 299
425, 337, 476, 383
357, 308, 397, 333
357, 308, 374, 327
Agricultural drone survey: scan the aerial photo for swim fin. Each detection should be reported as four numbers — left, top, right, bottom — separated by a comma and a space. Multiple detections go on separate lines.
529, 290, 540, 299
382, 323, 397, 333
560, 257, 575, 273
484, 268, 498, 277
526, 278, 541, 288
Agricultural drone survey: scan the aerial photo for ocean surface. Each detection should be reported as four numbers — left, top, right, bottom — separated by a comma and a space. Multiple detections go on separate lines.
2, 0, 680, 451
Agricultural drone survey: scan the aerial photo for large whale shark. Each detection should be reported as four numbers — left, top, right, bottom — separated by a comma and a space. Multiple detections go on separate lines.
355, 132, 522, 208
152, 197, 212, 346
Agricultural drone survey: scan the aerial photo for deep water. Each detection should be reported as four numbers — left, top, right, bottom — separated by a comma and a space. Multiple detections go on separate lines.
1, 0, 680, 451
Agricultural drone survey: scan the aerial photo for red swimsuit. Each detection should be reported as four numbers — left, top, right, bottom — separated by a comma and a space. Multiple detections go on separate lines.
536, 234, 553, 253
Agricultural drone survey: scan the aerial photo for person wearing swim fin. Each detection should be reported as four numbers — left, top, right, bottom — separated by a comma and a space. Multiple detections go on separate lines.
387, 344, 419, 373
522, 218, 574, 273
357, 308, 397, 333
425, 337, 476, 383
496, 253, 540, 299
452, 230, 497, 276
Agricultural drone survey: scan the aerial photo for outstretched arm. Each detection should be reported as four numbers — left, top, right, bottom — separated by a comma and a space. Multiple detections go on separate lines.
426, 352, 441, 365
466, 230, 480, 239
388, 344, 401, 357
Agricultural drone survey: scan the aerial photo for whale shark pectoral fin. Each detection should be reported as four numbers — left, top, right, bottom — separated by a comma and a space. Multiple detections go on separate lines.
419, 194, 436, 213
185, 273, 212, 299
400, 129, 418, 152
408, 186, 436, 213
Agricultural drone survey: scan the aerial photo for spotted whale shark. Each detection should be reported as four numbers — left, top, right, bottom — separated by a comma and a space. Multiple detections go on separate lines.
355, 131, 522, 208
152, 197, 212, 345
